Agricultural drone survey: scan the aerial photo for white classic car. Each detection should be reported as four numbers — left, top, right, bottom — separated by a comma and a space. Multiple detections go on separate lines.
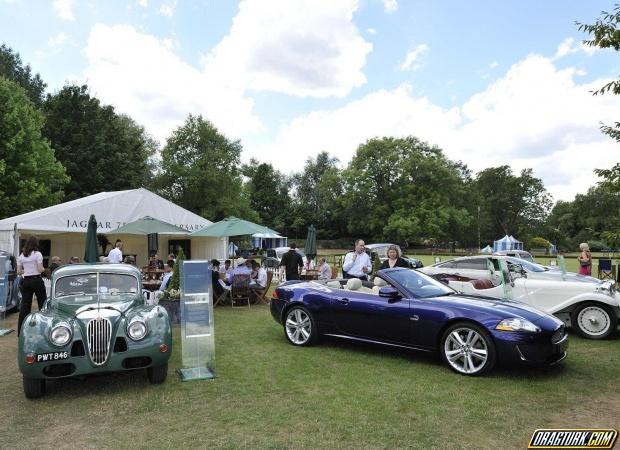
420, 256, 619, 339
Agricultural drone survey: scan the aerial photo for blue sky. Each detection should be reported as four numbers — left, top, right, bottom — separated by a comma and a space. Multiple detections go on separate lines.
1, 0, 619, 201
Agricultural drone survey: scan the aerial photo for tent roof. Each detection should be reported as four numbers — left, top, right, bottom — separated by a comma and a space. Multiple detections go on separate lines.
252, 232, 284, 239
0, 188, 211, 234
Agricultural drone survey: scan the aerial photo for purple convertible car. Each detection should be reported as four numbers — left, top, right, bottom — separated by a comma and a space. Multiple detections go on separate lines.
270, 268, 568, 376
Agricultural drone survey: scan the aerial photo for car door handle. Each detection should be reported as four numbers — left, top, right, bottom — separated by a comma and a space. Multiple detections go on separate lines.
410, 315, 419, 321
337, 298, 349, 305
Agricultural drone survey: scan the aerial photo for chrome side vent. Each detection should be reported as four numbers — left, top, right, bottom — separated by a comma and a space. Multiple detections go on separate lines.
87, 318, 112, 366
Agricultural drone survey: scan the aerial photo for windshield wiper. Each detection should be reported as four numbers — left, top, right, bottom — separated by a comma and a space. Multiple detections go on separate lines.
56, 292, 86, 299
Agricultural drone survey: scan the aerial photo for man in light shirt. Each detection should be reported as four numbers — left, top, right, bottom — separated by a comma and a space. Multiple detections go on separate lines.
108, 239, 123, 264
342, 239, 371, 281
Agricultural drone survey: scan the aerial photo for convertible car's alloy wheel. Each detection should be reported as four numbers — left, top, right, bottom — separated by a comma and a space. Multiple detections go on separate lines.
441, 323, 496, 376
572, 303, 617, 340
284, 307, 317, 346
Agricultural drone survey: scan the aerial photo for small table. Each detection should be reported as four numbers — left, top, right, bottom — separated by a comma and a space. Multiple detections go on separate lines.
143, 280, 161, 292
301, 270, 319, 281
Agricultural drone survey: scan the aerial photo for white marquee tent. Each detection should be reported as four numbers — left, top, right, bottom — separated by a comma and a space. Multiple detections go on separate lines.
0, 188, 226, 266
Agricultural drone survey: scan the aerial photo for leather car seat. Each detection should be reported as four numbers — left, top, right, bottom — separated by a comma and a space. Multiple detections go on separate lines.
470, 279, 495, 290
345, 278, 362, 291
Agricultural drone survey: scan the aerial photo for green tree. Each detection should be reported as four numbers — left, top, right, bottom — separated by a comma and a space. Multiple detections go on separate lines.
43, 84, 157, 200
578, 6, 620, 191
342, 136, 472, 246
474, 166, 552, 243
242, 160, 292, 230
156, 115, 253, 220
0, 44, 46, 108
292, 152, 345, 239
0, 77, 68, 217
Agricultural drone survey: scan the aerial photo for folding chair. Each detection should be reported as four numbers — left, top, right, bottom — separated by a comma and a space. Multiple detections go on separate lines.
252, 271, 274, 305
214, 280, 231, 306
598, 259, 615, 281
330, 266, 339, 279
231, 274, 251, 308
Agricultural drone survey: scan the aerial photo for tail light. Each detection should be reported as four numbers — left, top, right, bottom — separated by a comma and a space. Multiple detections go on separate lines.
271, 289, 280, 300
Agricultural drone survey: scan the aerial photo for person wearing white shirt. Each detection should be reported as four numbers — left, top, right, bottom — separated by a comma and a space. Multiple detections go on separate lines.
342, 239, 372, 281
317, 258, 332, 280
250, 261, 268, 289
159, 261, 174, 291
16, 236, 46, 335
108, 239, 123, 264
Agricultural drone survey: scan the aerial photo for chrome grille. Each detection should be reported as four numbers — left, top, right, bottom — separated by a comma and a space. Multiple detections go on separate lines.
87, 318, 112, 366
551, 325, 565, 344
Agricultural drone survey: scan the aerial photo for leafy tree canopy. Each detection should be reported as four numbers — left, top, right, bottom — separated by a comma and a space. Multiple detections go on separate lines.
0, 43, 46, 108
0, 77, 68, 218
43, 84, 157, 200
157, 114, 255, 221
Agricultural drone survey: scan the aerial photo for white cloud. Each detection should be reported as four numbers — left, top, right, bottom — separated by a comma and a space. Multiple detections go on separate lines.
399, 43, 429, 71
553, 37, 599, 60
158, 0, 177, 17
383, 0, 398, 13
53, 0, 75, 21
366, 28, 377, 35
247, 53, 620, 201
83, 24, 262, 143
201, 0, 372, 98
138, 0, 148, 7
48, 31, 69, 47
489, 61, 498, 69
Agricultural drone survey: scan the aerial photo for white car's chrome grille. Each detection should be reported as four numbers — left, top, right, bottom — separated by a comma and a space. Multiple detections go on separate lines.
87, 318, 112, 366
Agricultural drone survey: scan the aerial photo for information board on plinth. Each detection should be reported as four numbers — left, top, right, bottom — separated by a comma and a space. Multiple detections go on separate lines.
177, 260, 215, 381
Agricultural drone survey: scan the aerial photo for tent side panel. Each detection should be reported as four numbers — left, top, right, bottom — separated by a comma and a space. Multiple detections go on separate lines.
191, 237, 226, 261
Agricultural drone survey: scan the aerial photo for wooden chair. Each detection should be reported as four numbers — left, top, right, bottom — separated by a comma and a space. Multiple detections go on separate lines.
214, 279, 231, 306
252, 271, 274, 305
330, 266, 339, 279
231, 274, 251, 308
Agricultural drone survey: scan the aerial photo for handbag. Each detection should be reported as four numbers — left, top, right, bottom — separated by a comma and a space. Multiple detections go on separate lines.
579, 258, 590, 267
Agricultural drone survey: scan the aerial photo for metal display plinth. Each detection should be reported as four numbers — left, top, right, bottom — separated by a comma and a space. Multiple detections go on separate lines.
0, 255, 14, 337
177, 367, 216, 381
177, 260, 216, 381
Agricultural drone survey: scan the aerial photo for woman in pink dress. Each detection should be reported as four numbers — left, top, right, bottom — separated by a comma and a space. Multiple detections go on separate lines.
577, 242, 592, 276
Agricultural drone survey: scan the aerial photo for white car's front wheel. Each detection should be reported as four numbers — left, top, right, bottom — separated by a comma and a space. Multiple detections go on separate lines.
571, 302, 618, 339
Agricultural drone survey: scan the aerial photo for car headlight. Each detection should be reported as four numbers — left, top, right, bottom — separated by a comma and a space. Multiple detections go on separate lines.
127, 320, 147, 341
596, 281, 615, 296
50, 324, 72, 346
496, 318, 540, 333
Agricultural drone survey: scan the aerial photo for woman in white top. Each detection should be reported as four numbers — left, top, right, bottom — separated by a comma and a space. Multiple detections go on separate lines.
17, 236, 46, 335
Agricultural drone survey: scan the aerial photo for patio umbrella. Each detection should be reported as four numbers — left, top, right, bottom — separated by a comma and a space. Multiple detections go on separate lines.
304, 225, 317, 259
190, 217, 278, 238
84, 214, 99, 263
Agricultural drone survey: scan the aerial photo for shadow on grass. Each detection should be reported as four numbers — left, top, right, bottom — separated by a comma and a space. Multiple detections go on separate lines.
43, 369, 156, 399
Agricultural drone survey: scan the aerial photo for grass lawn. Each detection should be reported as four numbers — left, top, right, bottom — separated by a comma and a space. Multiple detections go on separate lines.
0, 305, 619, 449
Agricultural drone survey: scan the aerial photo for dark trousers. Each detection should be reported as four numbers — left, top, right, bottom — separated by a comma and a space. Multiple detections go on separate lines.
18, 275, 47, 336
344, 273, 368, 281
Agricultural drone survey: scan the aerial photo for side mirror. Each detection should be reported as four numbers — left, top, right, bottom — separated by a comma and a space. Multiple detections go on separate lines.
439, 277, 451, 286
379, 286, 401, 300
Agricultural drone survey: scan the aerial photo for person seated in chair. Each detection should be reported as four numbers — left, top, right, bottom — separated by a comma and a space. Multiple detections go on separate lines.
158, 260, 174, 291
317, 258, 332, 280
210, 259, 230, 298
249, 260, 268, 290
148, 251, 165, 270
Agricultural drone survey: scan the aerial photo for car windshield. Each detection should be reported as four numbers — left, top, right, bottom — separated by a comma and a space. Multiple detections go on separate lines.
387, 269, 454, 298
54, 273, 138, 302
505, 257, 546, 273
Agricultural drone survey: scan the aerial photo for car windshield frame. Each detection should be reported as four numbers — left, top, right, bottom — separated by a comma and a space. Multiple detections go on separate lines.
385, 269, 455, 299
504, 257, 546, 273
53, 272, 140, 304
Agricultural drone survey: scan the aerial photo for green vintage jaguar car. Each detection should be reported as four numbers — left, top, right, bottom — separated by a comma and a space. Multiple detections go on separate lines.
18, 263, 172, 398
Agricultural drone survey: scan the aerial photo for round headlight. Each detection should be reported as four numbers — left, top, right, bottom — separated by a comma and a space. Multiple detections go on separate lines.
50, 325, 72, 346
127, 320, 147, 341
